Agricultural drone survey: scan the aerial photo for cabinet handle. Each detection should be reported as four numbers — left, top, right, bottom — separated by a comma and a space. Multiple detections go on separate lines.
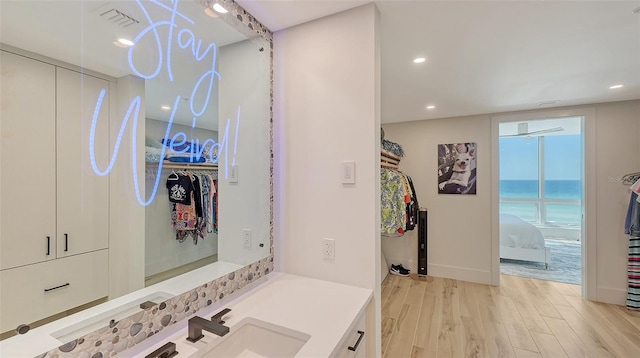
46, 236, 50, 256
44, 283, 70, 292
348, 330, 365, 351
64, 233, 68, 252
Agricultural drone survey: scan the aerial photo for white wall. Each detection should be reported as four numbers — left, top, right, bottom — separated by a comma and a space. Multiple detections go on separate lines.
144, 118, 218, 277
382, 99, 640, 305
592, 101, 640, 303
273, 4, 381, 356
218, 38, 272, 265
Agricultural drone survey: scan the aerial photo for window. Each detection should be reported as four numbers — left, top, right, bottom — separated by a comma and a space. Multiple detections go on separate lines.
499, 118, 582, 226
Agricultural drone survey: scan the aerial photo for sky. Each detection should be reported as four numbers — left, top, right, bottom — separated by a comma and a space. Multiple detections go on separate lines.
500, 134, 582, 180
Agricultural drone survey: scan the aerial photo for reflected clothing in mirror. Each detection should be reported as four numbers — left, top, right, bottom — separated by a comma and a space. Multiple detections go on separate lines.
167, 172, 218, 244
167, 172, 193, 205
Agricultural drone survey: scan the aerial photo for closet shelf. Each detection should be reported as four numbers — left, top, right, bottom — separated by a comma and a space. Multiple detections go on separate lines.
145, 161, 219, 170
381, 148, 400, 169
381, 162, 399, 169
381, 149, 401, 161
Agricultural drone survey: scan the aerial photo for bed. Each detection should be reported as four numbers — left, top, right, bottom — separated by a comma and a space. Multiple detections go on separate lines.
500, 213, 550, 269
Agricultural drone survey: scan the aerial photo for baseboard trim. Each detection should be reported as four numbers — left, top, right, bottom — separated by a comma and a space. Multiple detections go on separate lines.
427, 264, 492, 285
596, 287, 627, 306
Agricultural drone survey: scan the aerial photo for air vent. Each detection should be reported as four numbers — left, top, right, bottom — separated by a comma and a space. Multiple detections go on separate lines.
99, 8, 140, 27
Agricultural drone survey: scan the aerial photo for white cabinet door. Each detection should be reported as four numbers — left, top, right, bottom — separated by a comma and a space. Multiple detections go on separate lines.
0, 51, 57, 270
335, 311, 367, 358
55, 68, 109, 257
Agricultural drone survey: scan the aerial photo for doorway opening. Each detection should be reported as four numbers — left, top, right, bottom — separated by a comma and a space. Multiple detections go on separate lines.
498, 117, 583, 285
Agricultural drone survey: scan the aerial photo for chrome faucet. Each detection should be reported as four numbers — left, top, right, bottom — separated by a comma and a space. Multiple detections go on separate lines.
186, 308, 231, 343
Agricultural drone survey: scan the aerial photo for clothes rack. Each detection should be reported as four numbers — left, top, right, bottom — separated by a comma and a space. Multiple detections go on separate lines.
146, 162, 218, 170
146, 162, 218, 181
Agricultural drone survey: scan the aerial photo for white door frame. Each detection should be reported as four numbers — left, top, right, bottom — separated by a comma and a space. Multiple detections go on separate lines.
491, 106, 596, 300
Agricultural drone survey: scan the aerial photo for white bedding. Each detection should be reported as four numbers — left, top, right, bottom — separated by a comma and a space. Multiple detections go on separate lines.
500, 214, 546, 249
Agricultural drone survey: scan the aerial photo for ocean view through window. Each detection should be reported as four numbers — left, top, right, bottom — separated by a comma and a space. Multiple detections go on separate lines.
500, 179, 581, 224
499, 121, 583, 228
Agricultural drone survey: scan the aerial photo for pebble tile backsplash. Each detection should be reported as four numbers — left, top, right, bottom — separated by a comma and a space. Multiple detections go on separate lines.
37, 256, 274, 358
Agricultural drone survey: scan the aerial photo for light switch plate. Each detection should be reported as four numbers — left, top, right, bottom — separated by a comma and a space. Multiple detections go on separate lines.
341, 161, 356, 184
229, 164, 239, 183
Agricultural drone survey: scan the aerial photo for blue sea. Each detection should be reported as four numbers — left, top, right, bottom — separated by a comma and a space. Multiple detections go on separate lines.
500, 180, 581, 224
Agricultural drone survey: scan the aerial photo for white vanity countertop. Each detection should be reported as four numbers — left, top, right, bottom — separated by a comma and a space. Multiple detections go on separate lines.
0, 271, 372, 358
0, 261, 243, 357
128, 272, 373, 358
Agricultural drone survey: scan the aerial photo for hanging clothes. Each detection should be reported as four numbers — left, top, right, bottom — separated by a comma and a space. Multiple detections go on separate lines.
381, 168, 406, 236
381, 168, 419, 236
405, 175, 419, 231
626, 179, 640, 310
166, 170, 218, 244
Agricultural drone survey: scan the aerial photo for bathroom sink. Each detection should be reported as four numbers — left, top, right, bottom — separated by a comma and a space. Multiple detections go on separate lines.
190, 317, 310, 358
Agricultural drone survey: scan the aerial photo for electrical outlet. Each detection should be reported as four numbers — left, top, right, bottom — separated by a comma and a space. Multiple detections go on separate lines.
242, 229, 251, 248
322, 238, 335, 260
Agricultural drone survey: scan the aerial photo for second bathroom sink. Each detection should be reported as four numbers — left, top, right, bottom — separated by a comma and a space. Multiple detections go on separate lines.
190, 317, 310, 358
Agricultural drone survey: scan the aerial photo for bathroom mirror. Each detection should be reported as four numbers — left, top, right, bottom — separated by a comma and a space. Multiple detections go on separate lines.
0, 0, 271, 337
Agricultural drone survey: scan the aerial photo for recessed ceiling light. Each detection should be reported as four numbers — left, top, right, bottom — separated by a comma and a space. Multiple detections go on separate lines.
413, 57, 426, 64
116, 38, 134, 47
213, 3, 228, 14
161, 105, 171, 111
426, 105, 435, 110
609, 84, 624, 89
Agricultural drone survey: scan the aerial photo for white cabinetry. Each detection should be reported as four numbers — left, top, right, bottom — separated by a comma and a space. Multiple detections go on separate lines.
0, 51, 109, 267
334, 310, 367, 358
0, 50, 57, 268
0, 50, 111, 332
0, 249, 108, 332
55, 67, 110, 258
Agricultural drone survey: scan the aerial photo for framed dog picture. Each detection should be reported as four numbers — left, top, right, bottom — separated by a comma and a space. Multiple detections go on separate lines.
437, 143, 477, 195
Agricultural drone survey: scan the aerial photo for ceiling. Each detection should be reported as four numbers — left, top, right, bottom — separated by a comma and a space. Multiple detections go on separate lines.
2, 1, 638, 127
236, 0, 640, 124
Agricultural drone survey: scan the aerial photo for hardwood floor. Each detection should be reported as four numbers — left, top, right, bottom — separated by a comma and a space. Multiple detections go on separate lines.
381, 273, 640, 357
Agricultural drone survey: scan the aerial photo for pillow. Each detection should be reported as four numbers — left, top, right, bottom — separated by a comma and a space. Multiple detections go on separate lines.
145, 136, 163, 149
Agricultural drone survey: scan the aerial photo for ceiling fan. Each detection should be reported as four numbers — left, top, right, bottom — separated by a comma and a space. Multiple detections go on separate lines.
500, 122, 564, 137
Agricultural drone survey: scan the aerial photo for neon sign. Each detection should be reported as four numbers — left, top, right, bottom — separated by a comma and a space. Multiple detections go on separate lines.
89, 0, 240, 206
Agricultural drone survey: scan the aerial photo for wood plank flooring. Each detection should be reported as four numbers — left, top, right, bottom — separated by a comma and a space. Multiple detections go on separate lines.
381, 274, 640, 358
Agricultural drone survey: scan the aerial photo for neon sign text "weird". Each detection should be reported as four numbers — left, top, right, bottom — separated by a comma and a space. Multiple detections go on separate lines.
89, 0, 240, 206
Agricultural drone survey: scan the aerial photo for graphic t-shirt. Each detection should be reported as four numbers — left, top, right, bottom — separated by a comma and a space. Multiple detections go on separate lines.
172, 202, 197, 231
166, 173, 192, 205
